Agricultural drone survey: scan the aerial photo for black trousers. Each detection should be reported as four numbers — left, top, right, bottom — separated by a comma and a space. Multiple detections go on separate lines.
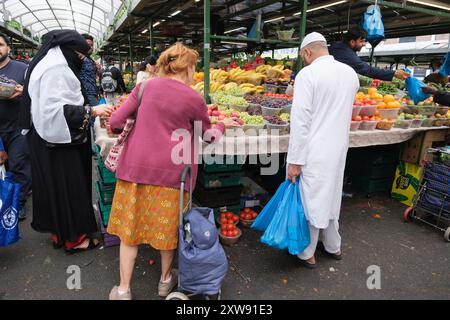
0, 129, 32, 213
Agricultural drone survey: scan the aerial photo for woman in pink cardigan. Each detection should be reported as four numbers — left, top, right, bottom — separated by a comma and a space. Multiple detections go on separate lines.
108, 43, 238, 300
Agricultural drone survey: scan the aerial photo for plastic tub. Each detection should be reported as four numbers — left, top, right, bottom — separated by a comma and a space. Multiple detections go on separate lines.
410, 119, 423, 128
0, 82, 16, 99
418, 105, 437, 116
421, 118, 435, 127
243, 124, 265, 136
265, 122, 290, 135
434, 118, 447, 127
394, 119, 413, 129
378, 108, 400, 120
360, 105, 377, 117
350, 121, 361, 131
263, 84, 278, 93
261, 105, 282, 116
352, 106, 362, 118
277, 29, 294, 41
359, 120, 378, 131
229, 103, 249, 112
282, 104, 292, 114
436, 106, 449, 116
403, 105, 419, 114
376, 120, 395, 130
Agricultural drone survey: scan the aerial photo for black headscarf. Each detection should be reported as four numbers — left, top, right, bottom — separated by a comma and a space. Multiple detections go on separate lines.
20, 30, 90, 129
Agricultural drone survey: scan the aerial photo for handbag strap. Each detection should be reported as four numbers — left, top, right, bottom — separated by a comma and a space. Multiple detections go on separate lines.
133, 80, 149, 118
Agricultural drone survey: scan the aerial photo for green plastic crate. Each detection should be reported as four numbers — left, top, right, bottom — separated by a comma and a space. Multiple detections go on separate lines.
98, 200, 112, 227
96, 164, 116, 184
197, 170, 243, 189
95, 181, 114, 205
200, 155, 246, 173
353, 176, 394, 193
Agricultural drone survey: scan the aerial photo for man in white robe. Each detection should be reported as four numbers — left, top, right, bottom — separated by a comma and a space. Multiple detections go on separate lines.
287, 32, 359, 268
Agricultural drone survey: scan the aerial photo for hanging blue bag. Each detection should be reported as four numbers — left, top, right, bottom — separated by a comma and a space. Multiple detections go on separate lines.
439, 52, 450, 77
404, 68, 431, 104
251, 179, 289, 232
0, 166, 21, 247
257, 179, 310, 254
362, 5, 385, 43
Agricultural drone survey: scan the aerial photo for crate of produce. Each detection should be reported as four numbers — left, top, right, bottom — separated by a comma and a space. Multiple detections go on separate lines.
350, 121, 361, 131
352, 106, 362, 118
200, 155, 246, 173
360, 105, 377, 117
240, 177, 269, 209
194, 184, 243, 208
378, 108, 400, 120
394, 119, 413, 129
421, 117, 435, 127
436, 106, 449, 116
95, 181, 114, 205
376, 120, 395, 130
360, 120, 378, 131
197, 169, 243, 189
418, 105, 437, 116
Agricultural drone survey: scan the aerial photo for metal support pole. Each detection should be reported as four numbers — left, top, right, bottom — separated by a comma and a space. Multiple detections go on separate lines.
128, 33, 133, 80
256, 13, 262, 42
298, 0, 308, 71
118, 47, 122, 72
149, 19, 154, 56
204, 0, 211, 103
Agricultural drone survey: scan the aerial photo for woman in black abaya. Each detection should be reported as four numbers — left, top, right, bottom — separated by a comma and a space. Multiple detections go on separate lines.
21, 30, 112, 253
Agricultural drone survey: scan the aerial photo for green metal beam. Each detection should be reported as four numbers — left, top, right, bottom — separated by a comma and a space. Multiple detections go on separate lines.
211, 35, 300, 46
298, 0, 308, 71
204, 0, 211, 103
361, 0, 450, 19
149, 19, 154, 56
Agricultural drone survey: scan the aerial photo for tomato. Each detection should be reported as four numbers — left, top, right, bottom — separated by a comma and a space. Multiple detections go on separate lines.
251, 212, 258, 219
227, 219, 234, 225
354, 116, 362, 121
220, 218, 228, 225
226, 224, 234, 231
232, 215, 239, 223
240, 213, 246, 219
244, 208, 251, 213
231, 230, 238, 237
220, 213, 226, 220
226, 212, 234, 219
362, 116, 369, 121
244, 214, 252, 220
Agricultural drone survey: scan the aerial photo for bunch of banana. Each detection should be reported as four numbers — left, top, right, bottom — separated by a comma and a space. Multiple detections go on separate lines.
267, 64, 285, 79
210, 69, 229, 83
239, 83, 264, 94
192, 81, 204, 94
255, 64, 271, 74
210, 81, 226, 93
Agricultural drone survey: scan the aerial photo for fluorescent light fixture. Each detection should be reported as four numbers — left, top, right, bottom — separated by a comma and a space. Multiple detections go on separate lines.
293, 0, 347, 16
195, 0, 201, 2
141, 29, 148, 34
407, 0, 450, 11
224, 27, 246, 34
170, 10, 181, 17
153, 21, 161, 27
265, 16, 285, 23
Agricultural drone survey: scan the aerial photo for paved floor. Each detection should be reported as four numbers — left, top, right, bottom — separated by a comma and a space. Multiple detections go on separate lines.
0, 191, 449, 300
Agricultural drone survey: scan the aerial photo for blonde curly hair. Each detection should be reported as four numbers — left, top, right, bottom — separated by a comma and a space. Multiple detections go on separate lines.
156, 42, 199, 77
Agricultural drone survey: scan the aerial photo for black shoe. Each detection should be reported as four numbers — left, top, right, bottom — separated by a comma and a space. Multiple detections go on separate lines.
317, 241, 342, 260
297, 258, 318, 269
65, 239, 100, 255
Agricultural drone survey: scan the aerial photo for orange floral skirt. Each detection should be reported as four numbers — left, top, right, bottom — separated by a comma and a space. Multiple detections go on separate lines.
107, 180, 189, 250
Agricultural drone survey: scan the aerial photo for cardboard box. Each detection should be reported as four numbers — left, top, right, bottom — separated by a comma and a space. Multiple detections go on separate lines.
400, 129, 449, 165
240, 177, 269, 209
391, 161, 423, 207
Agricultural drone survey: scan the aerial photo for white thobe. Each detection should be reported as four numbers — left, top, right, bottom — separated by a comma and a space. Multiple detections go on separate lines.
287, 55, 359, 230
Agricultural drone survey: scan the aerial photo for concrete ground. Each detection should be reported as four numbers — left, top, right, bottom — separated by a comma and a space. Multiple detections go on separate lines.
1, 190, 449, 300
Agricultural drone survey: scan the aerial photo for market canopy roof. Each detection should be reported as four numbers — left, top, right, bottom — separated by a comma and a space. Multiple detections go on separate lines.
0, 0, 122, 41
99, 0, 450, 59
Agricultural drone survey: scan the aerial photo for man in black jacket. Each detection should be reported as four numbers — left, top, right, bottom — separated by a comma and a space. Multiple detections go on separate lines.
330, 27, 409, 81
99, 56, 127, 102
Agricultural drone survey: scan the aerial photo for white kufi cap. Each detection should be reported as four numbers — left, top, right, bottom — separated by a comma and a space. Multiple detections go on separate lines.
300, 32, 327, 49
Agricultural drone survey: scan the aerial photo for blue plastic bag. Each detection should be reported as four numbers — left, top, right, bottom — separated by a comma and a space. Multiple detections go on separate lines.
404, 68, 431, 104
439, 52, 450, 77
0, 166, 21, 247
98, 98, 107, 105
362, 5, 385, 42
251, 180, 289, 231
255, 179, 310, 255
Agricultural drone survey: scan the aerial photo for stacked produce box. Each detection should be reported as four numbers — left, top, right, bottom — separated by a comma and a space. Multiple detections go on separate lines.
94, 145, 120, 247
194, 155, 245, 222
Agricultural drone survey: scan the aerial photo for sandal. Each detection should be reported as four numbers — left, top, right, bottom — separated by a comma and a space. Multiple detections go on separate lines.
65, 239, 100, 255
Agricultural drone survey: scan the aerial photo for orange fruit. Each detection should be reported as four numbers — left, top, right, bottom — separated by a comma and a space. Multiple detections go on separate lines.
387, 101, 400, 109
368, 88, 378, 95
377, 102, 387, 109
383, 94, 395, 103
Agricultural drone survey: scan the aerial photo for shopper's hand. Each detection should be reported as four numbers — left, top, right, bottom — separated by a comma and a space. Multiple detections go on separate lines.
287, 164, 302, 184
0, 151, 8, 165
222, 117, 241, 128
421, 86, 438, 95
394, 69, 410, 80
9, 84, 23, 99
93, 104, 113, 117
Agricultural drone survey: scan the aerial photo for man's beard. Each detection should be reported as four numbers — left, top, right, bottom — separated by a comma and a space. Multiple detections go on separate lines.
0, 54, 8, 63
